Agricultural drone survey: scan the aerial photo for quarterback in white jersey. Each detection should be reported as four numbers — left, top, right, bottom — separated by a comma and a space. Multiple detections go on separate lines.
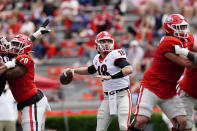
64, 31, 133, 131
93, 49, 130, 92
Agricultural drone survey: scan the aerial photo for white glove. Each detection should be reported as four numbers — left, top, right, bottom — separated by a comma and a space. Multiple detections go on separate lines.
174, 45, 189, 56
32, 27, 51, 39
5, 59, 16, 69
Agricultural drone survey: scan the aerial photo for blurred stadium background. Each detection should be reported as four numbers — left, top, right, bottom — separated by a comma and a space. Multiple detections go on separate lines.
1, 0, 197, 130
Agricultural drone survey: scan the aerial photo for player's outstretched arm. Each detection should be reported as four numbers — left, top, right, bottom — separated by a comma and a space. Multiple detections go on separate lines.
5, 64, 26, 79
29, 19, 50, 42
73, 65, 97, 75
173, 45, 197, 64
0, 59, 16, 76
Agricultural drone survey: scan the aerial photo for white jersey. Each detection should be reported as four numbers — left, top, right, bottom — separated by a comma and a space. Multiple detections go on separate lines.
93, 49, 130, 92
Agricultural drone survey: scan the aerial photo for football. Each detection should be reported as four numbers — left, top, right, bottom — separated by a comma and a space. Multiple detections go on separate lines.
60, 69, 73, 85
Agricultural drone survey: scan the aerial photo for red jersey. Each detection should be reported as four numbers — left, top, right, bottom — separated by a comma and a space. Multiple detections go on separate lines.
141, 34, 194, 99
179, 68, 197, 98
8, 54, 37, 102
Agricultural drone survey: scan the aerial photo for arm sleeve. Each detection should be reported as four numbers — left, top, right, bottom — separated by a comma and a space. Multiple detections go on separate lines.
15, 55, 33, 67
88, 65, 97, 74
114, 58, 130, 68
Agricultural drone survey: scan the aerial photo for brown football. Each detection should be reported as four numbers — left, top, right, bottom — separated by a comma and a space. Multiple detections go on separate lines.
60, 70, 73, 85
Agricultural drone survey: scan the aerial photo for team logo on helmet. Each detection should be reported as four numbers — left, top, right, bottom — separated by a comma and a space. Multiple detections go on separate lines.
166, 17, 173, 23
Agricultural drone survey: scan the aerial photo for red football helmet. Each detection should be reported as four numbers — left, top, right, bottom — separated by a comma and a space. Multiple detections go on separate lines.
95, 31, 114, 53
164, 14, 190, 38
10, 34, 33, 55
0, 36, 10, 54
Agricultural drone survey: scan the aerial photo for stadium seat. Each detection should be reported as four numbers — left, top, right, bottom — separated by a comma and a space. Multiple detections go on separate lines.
48, 66, 61, 76
60, 39, 76, 48
82, 93, 94, 100
58, 39, 76, 55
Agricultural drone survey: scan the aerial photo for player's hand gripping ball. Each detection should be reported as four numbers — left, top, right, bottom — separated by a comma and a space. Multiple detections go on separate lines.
60, 69, 74, 85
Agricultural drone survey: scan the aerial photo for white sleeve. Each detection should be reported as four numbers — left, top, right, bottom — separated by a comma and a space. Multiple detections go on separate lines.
92, 54, 99, 70
111, 49, 127, 64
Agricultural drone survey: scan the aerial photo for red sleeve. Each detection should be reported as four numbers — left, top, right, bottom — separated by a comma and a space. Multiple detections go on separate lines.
158, 36, 183, 55
16, 55, 34, 67
187, 33, 194, 50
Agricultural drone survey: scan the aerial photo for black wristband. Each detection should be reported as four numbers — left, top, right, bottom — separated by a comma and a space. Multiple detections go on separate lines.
111, 70, 124, 79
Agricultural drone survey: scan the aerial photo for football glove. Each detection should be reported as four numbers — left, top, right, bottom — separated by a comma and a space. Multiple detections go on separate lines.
173, 45, 189, 56
5, 59, 16, 69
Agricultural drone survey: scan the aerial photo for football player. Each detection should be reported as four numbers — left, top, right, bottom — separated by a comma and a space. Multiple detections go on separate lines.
128, 14, 197, 131
63, 31, 133, 131
0, 36, 15, 96
171, 44, 197, 131
0, 23, 51, 131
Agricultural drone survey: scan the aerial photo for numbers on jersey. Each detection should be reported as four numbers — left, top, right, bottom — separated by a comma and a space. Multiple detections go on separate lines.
20, 57, 29, 64
118, 49, 125, 56
98, 64, 110, 76
0, 56, 9, 63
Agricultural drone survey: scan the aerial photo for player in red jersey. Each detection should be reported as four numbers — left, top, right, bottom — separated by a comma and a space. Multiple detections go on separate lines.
128, 14, 197, 131
171, 45, 197, 131
0, 22, 51, 131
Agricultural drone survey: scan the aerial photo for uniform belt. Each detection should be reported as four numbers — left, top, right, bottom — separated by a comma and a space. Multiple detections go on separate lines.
104, 87, 129, 95
17, 89, 44, 110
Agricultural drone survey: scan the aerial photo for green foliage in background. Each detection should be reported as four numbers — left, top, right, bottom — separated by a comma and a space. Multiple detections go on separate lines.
45, 113, 168, 131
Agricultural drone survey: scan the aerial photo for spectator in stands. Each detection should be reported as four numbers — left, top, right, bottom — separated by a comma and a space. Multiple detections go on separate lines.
109, 9, 125, 34
54, 0, 79, 28
135, 14, 153, 44
118, 31, 135, 54
128, 40, 144, 68
92, 0, 111, 6
42, 0, 57, 21
70, 6, 90, 38
0, 19, 9, 36
33, 38, 46, 65
7, 16, 21, 35
95, 6, 111, 33
31, 0, 43, 26
127, 40, 144, 76
0, 85, 18, 131
75, 34, 96, 66
152, 6, 165, 40
137, 41, 155, 74
20, 15, 35, 35
78, 0, 93, 6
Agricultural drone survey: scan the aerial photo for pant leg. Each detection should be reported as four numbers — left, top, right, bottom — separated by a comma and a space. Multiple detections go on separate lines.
21, 96, 50, 131
97, 95, 114, 131
117, 90, 132, 131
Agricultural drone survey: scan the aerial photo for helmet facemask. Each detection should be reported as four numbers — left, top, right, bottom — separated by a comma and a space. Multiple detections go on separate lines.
10, 34, 32, 55
168, 22, 190, 38
97, 39, 114, 53
10, 40, 24, 55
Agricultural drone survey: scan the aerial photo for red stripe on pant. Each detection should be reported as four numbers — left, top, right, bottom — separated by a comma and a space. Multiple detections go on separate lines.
135, 86, 144, 115
126, 89, 132, 129
29, 105, 34, 131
